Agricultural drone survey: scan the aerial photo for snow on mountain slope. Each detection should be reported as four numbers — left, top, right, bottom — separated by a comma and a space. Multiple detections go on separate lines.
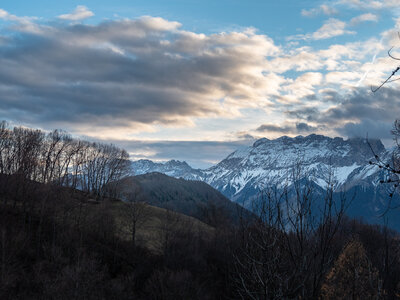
131, 134, 388, 204
202, 134, 386, 202
131, 159, 204, 180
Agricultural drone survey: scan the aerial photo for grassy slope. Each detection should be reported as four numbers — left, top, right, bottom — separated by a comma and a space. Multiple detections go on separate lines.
0, 173, 214, 254
104, 200, 214, 253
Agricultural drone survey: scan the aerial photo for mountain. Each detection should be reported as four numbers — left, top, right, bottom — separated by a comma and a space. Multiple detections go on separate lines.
115, 172, 251, 226
131, 134, 400, 230
203, 134, 387, 204
132, 134, 388, 202
132, 159, 204, 180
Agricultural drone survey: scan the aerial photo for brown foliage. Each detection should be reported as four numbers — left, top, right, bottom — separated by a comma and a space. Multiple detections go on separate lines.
321, 239, 382, 299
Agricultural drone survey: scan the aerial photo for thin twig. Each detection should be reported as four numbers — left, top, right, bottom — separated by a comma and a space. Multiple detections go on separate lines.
388, 47, 400, 61
371, 66, 400, 92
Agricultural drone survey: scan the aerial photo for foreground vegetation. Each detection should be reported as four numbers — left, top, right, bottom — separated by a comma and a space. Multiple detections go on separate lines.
1, 176, 400, 299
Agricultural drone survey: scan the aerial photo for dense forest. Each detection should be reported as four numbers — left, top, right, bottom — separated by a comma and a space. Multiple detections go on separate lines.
1, 121, 400, 299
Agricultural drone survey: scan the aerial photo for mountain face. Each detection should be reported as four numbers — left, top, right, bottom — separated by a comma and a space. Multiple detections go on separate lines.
131, 134, 399, 229
203, 134, 387, 203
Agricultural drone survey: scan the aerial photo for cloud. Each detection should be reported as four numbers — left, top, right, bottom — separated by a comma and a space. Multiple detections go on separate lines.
234, 131, 258, 141
0, 8, 41, 33
325, 71, 361, 86
0, 8, 30, 22
296, 122, 317, 132
269, 37, 381, 80
301, 5, 338, 17
280, 83, 400, 141
289, 18, 356, 41
338, 119, 392, 139
286, 107, 320, 121
350, 13, 378, 26
0, 15, 280, 135
282, 72, 323, 98
256, 122, 317, 134
323, 89, 400, 123
338, 0, 399, 10
256, 124, 293, 133
308, 88, 400, 139
312, 18, 355, 40
107, 139, 251, 168
0, 7, 398, 160
58, 5, 94, 21
268, 49, 324, 73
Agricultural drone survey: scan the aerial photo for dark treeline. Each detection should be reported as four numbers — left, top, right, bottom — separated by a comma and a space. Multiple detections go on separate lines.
1, 122, 400, 299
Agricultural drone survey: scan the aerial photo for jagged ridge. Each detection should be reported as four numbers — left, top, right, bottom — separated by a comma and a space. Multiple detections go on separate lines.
132, 134, 387, 203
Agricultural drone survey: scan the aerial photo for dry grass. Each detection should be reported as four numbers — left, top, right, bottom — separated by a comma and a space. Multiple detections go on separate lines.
87, 199, 214, 253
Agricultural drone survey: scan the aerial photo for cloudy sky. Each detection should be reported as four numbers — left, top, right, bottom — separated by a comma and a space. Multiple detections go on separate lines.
1, 0, 400, 168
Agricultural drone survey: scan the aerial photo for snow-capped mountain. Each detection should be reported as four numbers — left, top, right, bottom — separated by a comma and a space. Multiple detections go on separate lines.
131, 159, 204, 180
203, 134, 387, 202
131, 134, 400, 229
133, 134, 387, 201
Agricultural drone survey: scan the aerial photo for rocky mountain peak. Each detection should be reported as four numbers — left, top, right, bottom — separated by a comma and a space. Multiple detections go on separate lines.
131, 134, 389, 207
253, 137, 270, 147
165, 159, 191, 168
132, 159, 204, 180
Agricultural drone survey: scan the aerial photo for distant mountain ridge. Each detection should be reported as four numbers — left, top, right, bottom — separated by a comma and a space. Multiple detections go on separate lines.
132, 134, 387, 196
132, 134, 400, 229
131, 159, 204, 180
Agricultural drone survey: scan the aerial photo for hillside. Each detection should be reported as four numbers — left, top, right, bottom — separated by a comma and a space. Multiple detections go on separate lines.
0, 174, 231, 299
108, 200, 214, 252
0, 173, 213, 253
114, 172, 251, 226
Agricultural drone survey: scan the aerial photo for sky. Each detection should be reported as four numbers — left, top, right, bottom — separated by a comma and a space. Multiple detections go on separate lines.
1, 0, 400, 168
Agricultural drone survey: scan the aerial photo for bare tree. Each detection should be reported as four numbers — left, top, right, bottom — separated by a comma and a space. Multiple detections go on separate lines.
0, 121, 131, 203
120, 182, 149, 247
367, 121, 400, 203
233, 163, 347, 299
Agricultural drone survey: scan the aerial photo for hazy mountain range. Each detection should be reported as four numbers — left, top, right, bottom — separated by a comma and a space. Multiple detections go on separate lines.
132, 134, 400, 230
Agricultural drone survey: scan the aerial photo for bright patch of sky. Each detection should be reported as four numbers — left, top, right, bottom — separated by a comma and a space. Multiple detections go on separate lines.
1, 0, 400, 168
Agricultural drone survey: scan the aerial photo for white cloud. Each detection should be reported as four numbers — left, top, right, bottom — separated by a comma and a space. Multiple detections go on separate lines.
58, 5, 94, 21
0, 8, 41, 33
289, 18, 355, 41
301, 4, 338, 17
325, 71, 361, 86
283, 72, 323, 98
338, 0, 399, 9
350, 13, 378, 25
312, 18, 355, 40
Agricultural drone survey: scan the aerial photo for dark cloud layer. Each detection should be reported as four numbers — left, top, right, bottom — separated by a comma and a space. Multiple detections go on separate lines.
338, 120, 393, 139
256, 122, 317, 134
324, 88, 400, 139
282, 88, 400, 140
0, 16, 278, 133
